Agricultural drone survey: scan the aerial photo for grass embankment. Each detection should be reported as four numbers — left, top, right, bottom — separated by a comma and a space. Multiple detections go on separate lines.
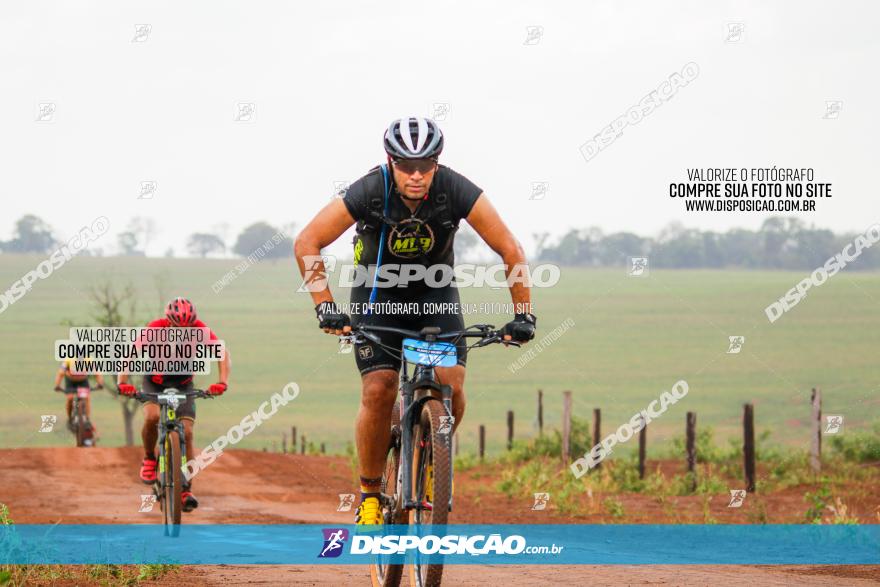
455, 418, 880, 523
0, 504, 177, 586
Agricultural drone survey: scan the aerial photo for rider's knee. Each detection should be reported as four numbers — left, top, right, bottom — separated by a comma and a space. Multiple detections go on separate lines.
361, 372, 397, 411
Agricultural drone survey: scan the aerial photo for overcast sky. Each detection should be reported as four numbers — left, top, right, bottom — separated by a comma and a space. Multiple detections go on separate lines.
1, 1, 877, 257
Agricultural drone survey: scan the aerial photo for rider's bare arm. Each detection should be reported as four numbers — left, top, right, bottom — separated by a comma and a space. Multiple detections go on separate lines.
218, 348, 231, 384
294, 199, 356, 306
95, 373, 105, 387
54, 368, 64, 388
466, 194, 532, 312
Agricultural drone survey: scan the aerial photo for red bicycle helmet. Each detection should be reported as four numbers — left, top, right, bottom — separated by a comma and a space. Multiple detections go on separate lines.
165, 297, 197, 326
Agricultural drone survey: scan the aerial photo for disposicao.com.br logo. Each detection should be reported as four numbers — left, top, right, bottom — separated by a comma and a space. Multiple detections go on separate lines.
323, 529, 564, 558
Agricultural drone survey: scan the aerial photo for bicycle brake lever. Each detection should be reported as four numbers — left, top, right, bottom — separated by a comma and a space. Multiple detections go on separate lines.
475, 335, 500, 348
357, 331, 381, 344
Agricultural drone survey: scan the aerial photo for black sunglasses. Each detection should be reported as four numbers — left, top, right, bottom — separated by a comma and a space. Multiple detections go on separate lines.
391, 158, 438, 174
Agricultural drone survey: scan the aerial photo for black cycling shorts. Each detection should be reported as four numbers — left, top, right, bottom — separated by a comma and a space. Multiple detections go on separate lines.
349, 286, 467, 376
63, 376, 91, 394
139, 376, 196, 421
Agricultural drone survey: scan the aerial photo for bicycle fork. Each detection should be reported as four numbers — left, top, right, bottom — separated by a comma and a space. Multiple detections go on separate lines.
399, 381, 455, 513
441, 386, 454, 514
399, 386, 416, 511
155, 421, 188, 500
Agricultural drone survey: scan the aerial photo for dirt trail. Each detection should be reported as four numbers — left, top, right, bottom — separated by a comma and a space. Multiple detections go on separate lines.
1, 448, 877, 586
0, 447, 353, 524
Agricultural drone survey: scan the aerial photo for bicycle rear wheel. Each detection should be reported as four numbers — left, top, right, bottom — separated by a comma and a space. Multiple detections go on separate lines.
370, 401, 404, 587
408, 399, 451, 587
75, 400, 85, 447
164, 430, 183, 536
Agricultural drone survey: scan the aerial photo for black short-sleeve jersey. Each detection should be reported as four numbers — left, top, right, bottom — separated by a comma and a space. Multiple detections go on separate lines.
342, 164, 482, 294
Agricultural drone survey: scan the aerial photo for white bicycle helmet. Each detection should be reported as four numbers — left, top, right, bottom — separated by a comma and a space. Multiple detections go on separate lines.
383, 117, 444, 159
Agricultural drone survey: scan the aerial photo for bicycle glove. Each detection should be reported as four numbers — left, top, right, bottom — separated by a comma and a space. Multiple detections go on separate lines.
315, 301, 351, 331
501, 313, 537, 342
208, 382, 227, 395
118, 383, 136, 396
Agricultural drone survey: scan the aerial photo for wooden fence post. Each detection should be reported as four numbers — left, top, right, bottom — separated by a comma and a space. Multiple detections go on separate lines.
282, 433, 287, 454
507, 410, 514, 450
638, 415, 647, 480
321, 443, 326, 455
810, 388, 822, 472
537, 389, 544, 436
686, 411, 697, 492
561, 391, 572, 463
291, 426, 297, 453
301, 435, 306, 455
479, 425, 486, 460
592, 409, 602, 469
743, 403, 756, 492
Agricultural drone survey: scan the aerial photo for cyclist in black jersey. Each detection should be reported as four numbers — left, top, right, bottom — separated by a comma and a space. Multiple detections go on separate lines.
295, 117, 536, 526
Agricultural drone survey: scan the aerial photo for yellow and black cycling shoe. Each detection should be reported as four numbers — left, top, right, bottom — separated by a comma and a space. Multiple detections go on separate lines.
355, 495, 383, 530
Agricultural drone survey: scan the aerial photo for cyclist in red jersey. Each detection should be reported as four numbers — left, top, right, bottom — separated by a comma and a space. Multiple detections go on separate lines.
117, 297, 231, 512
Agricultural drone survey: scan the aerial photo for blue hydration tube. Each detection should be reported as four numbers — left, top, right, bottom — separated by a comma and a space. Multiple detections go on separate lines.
365, 164, 390, 316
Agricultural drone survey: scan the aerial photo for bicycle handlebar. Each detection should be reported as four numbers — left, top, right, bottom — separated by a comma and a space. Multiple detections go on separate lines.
126, 388, 215, 401
345, 323, 522, 348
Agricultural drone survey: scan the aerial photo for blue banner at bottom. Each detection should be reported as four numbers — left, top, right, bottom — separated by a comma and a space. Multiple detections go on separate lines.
1, 524, 877, 565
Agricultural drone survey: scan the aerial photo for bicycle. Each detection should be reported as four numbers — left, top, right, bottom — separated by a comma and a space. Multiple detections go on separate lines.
343, 323, 520, 587
55, 384, 97, 447
129, 387, 214, 537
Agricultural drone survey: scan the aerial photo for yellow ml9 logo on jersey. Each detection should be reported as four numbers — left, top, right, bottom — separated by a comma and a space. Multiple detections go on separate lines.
387, 220, 435, 259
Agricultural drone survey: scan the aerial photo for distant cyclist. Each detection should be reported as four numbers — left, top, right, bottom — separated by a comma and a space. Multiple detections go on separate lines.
295, 117, 535, 526
53, 357, 105, 436
117, 297, 231, 513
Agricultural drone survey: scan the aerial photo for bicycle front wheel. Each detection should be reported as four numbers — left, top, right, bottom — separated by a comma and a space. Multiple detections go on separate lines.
371, 401, 404, 587
408, 399, 451, 587
75, 401, 85, 447
164, 430, 183, 535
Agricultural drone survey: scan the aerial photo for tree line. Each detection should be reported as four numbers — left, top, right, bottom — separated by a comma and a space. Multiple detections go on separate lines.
3, 214, 879, 270
534, 217, 880, 270
0, 215, 294, 259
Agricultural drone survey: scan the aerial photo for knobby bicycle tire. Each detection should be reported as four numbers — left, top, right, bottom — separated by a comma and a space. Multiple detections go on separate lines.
75, 401, 85, 447
165, 430, 183, 535
371, 402, 404, 587
409, 399, 451, 587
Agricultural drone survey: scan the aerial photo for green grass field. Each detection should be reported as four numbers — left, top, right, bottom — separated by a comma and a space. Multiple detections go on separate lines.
0, 254, 877, 458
